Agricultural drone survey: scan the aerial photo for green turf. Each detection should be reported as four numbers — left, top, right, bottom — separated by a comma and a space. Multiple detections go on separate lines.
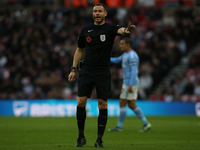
0, 116, 200, 150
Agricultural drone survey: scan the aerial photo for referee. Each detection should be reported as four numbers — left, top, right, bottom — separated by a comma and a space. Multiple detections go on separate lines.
68, 3, 136, 148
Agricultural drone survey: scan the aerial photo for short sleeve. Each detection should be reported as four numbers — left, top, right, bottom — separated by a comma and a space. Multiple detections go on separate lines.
78, 28, 85, 48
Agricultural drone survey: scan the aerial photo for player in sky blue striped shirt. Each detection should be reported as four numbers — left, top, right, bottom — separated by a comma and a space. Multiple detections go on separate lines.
108, 38, 151, 132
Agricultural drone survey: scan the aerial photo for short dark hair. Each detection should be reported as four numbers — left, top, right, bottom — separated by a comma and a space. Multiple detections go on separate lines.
121, 37, 132, 46
94, 3, 107, 12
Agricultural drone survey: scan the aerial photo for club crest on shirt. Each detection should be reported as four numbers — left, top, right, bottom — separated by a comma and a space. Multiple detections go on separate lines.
100, 35, 106, 42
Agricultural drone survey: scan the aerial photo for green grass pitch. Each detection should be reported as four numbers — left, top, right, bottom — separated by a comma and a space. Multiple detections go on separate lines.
0, 116, 200, 150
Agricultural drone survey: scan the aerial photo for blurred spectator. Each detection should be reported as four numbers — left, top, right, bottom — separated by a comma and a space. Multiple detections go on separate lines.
23, 82, 34, 96
163, 87, 174, 102
183, 79, 194, 95
0, 52, 7, 68
139, 71, 153, 99
194, 81, 200, 96
162, 12, 176, 27
172, 76, 186, 95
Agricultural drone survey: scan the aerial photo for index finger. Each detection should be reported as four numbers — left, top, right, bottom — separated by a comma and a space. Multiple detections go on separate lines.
127, 21, 131, 30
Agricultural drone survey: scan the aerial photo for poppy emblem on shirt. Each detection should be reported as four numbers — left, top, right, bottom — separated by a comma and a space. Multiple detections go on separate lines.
87, 36, 91, 42
100, 35, 106, 42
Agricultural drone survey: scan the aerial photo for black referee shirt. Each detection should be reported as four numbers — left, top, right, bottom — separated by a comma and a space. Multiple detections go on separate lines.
78, 23, 121, 68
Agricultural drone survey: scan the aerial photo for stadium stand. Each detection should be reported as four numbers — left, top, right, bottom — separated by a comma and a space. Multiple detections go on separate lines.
0, 0, 200, 100
151, 48, 200, 102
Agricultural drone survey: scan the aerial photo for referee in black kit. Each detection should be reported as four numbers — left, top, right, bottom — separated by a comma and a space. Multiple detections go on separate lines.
68, 3, 135, 148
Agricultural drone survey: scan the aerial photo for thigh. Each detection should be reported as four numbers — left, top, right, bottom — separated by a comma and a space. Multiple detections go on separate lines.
120, 85, 129, 100
78, 76, 94, 98
127, 86, 138, 100
120, 85, 138, 100
95, 77, 111, 100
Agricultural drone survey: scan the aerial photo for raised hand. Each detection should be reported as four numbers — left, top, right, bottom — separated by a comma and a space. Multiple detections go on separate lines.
125, 21, 136, 33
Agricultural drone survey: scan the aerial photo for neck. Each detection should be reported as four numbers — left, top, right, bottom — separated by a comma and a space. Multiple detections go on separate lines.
126, 48, 132, 52
94, 20, 105, 25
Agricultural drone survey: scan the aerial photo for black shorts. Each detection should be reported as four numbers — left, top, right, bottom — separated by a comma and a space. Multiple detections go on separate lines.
78, 66, 111, 100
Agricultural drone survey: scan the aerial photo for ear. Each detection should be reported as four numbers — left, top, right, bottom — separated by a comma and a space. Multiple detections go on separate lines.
105, 11, 107, 17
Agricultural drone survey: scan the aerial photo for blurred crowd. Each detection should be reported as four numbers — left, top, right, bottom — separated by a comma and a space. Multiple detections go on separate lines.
151, 50, 200, 102
0, 2, 200, 100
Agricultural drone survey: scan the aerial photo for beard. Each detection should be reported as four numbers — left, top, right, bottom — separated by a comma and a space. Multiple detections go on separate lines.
93, 16, 104, 25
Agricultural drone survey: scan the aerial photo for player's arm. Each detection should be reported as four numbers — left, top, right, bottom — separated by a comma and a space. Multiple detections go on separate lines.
68, 47, 84, 82
117, 21, 136, 35
128, 64, 137, 92
110, 55, 123, 64
129, 64, 137, 85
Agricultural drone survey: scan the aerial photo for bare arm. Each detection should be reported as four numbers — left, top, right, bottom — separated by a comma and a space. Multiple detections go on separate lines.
68, 47, 84, 82
117, 21, 136, 35
72, 47, 84, 68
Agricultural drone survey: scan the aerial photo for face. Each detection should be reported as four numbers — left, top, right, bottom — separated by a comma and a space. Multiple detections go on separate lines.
93, 6, 107, 25
120, 40, 130, 52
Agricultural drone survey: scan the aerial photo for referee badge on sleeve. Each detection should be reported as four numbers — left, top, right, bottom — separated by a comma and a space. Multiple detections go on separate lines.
100, 35, 106, 42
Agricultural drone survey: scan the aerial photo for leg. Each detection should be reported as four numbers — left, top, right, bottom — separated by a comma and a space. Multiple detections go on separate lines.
108, 99, 128, 131
75, 96, 87, 147
117, 99, 128, 128
97, 99, 107, 140
77, 74, 94, 139
128, 100, 148, 125
76, 96, 87, 138
108, 85, 129, 131
128, 100, 151, 131
94, 98, 107, 148
127, 85, 150, 129
94, 70, 110, 147
128, 85, 151, 132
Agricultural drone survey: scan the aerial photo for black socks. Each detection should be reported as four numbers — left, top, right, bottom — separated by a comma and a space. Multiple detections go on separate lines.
76, 107, 108, 141
97, 109, 108, 141
76, 106, 86, 138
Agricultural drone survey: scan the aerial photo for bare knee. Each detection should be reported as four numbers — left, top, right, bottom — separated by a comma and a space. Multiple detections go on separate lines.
120, 99, 128, 107
98, 99, 107, 110
128, 100, 137, 109
77, 96, 87, 107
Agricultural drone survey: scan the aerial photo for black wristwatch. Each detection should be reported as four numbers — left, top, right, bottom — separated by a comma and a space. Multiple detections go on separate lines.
71, 67, 76, 72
